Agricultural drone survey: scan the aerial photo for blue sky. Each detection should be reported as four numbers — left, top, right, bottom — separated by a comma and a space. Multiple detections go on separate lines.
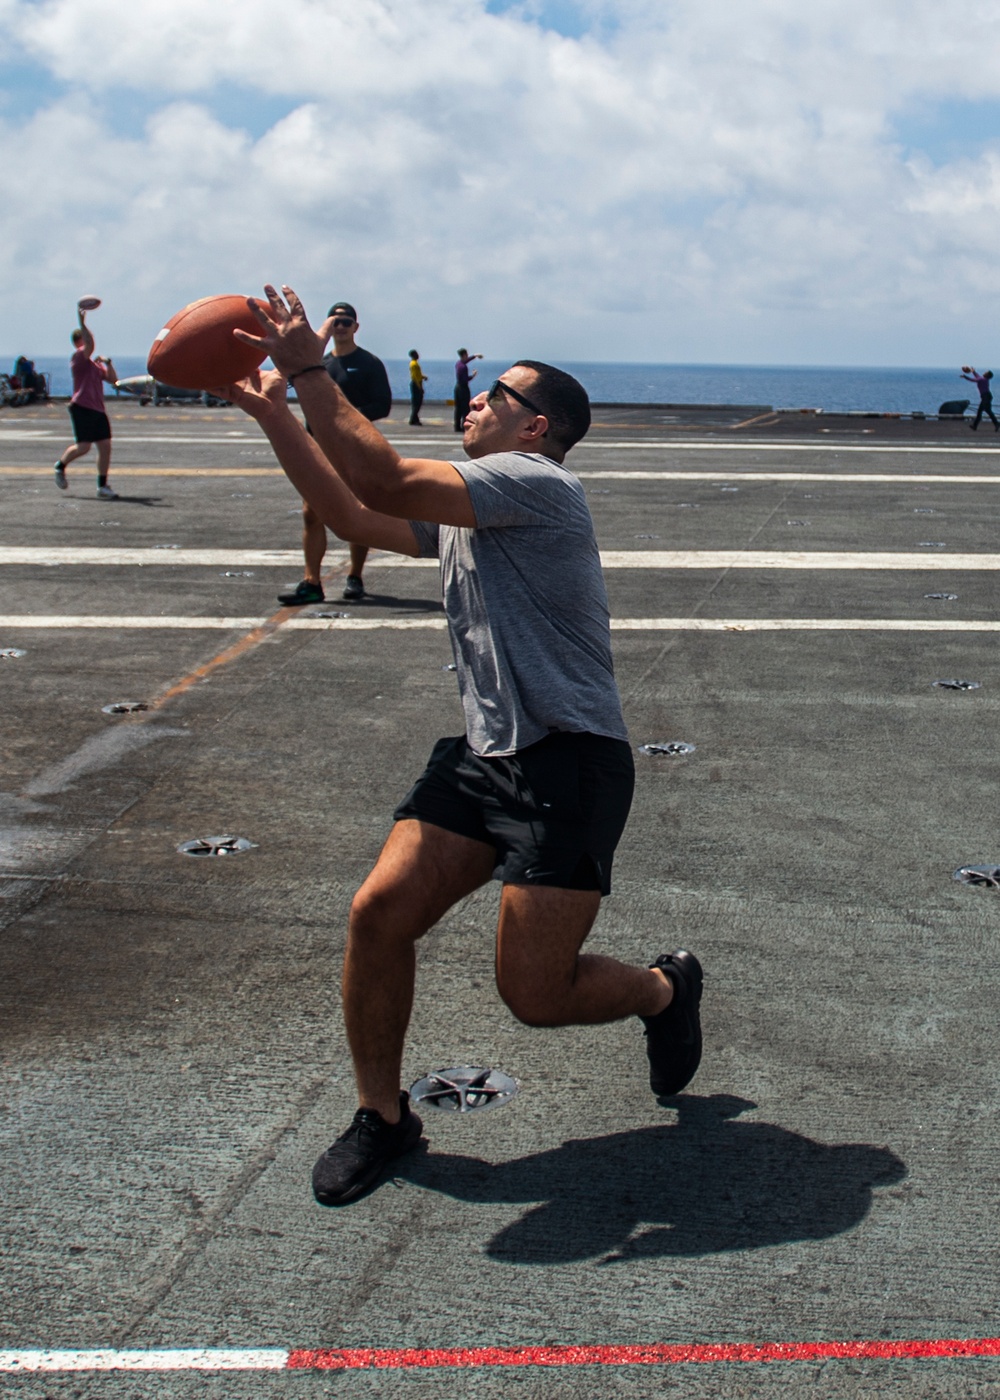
892, 97, 1000, 166
0, 60, 301, 138
6, 49, 999, 161
3, 0, 1000, 364
485, 0, 617, 39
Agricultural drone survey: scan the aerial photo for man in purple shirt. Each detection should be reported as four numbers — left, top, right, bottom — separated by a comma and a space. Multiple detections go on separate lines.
453, 347, 483, 433
960, 366, 998, 431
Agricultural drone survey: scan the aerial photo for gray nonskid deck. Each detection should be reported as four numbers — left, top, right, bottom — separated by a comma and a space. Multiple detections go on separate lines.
1, 400, 999, 1397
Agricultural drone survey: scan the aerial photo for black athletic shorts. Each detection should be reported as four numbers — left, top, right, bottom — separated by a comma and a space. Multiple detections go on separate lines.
69, 404, 111, 443
393, 731, 635, 895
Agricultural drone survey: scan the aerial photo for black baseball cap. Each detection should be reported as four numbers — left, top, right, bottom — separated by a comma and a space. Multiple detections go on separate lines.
328, 302, 357, 320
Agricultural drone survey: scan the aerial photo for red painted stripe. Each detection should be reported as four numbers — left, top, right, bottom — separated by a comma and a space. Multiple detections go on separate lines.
287, 1338, 1000, 1370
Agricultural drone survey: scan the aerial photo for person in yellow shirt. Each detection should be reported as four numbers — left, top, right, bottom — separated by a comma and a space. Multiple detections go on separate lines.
408, 349, 428, 426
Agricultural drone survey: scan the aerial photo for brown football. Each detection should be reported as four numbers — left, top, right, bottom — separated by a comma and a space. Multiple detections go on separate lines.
147, 295, 266, 389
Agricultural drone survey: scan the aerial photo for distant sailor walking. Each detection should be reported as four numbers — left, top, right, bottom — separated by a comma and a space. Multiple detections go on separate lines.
961, 366, 999, 431
54, 301, 118, 499
408, 350, 428, 426
453, 347, 483, 433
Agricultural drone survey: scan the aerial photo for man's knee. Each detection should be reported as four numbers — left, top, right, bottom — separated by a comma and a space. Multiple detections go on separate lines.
496, 969, 563, 1027
349, 882, 394, 934
348, 880, 428, 945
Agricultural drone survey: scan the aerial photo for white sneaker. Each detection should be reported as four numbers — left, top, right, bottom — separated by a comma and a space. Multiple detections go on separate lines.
96, 484, 119, 500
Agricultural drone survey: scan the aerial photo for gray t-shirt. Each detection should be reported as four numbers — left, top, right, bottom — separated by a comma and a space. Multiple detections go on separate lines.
409, 451, 628, 757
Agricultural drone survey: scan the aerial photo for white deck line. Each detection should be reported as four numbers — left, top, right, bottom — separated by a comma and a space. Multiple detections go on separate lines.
0, 434, 454, 447
1, 615, 997, 633
608, 617, 1000, 632
3, 432, 1000, 455
576, 441, 1000, 455
0, 615, 272, 628
597, 550, 1000, 570
0, 1349, 289, 1372
577, 470, 1000, 483
0, 432, 260, 444
4, 466, 1000, 485
0, 547, 313, 566
2, 547, 999, 570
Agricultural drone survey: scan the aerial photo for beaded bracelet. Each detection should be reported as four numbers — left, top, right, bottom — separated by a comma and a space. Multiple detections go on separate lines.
287, 363, 328, 385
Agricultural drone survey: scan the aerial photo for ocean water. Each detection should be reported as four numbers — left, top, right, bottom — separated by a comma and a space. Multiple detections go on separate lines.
390, 361, 967, 416
10, 355, 973, 416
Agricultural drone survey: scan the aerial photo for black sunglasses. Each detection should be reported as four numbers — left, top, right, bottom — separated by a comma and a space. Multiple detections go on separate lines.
487, 378, 544, 417
331, 317, 356, 328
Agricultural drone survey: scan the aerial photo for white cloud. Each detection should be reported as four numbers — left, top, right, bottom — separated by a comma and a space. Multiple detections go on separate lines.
4, 0, 1000, 362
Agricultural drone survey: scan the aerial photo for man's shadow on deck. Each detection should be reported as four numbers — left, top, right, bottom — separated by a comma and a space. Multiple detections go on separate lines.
347, 593, 443, 613
399, 1094, 905, 1264
99, 495, 169, 508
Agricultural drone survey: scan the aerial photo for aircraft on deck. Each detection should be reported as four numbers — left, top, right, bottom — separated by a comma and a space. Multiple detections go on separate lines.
114, 375, 230, 406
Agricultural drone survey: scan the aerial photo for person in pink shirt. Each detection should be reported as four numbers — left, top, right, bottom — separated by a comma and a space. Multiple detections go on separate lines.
54, 306, 118, 498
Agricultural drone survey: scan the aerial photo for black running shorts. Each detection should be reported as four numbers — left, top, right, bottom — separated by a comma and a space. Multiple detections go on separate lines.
393, 731, 635, 895
69, 404, 111, 443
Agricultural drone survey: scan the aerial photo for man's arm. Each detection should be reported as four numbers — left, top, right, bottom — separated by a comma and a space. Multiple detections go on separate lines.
237, 287, 477, 527
300, 375, 475, 524
224, 370, 423, 555
77, 310, 95, 357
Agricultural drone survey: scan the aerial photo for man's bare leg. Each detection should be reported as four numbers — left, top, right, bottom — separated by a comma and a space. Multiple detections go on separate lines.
349, 542, 369, 582
343, 819, 496, 1122
494, 884, 672, 1027
302, 501, 326, 585
56, 439, 92, 469
95, 438, 112, 488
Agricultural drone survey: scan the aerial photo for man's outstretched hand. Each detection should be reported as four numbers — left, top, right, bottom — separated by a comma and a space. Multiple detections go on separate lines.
234, 285, 336, 379
217, 367, 291, 423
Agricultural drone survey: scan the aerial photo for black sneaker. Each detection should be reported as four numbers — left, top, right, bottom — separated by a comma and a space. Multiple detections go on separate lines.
278, 580, 324, 606
312, 1094, 423, 1206
342, 574, 365, 601
54, 462, 67, 490
641, 950, 703, 1096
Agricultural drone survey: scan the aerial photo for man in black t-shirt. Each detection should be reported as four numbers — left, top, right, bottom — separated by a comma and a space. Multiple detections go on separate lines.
279, 301, 392, 604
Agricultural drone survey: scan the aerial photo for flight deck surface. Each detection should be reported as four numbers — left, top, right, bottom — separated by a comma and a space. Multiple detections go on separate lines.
2, 399, 999, 1397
